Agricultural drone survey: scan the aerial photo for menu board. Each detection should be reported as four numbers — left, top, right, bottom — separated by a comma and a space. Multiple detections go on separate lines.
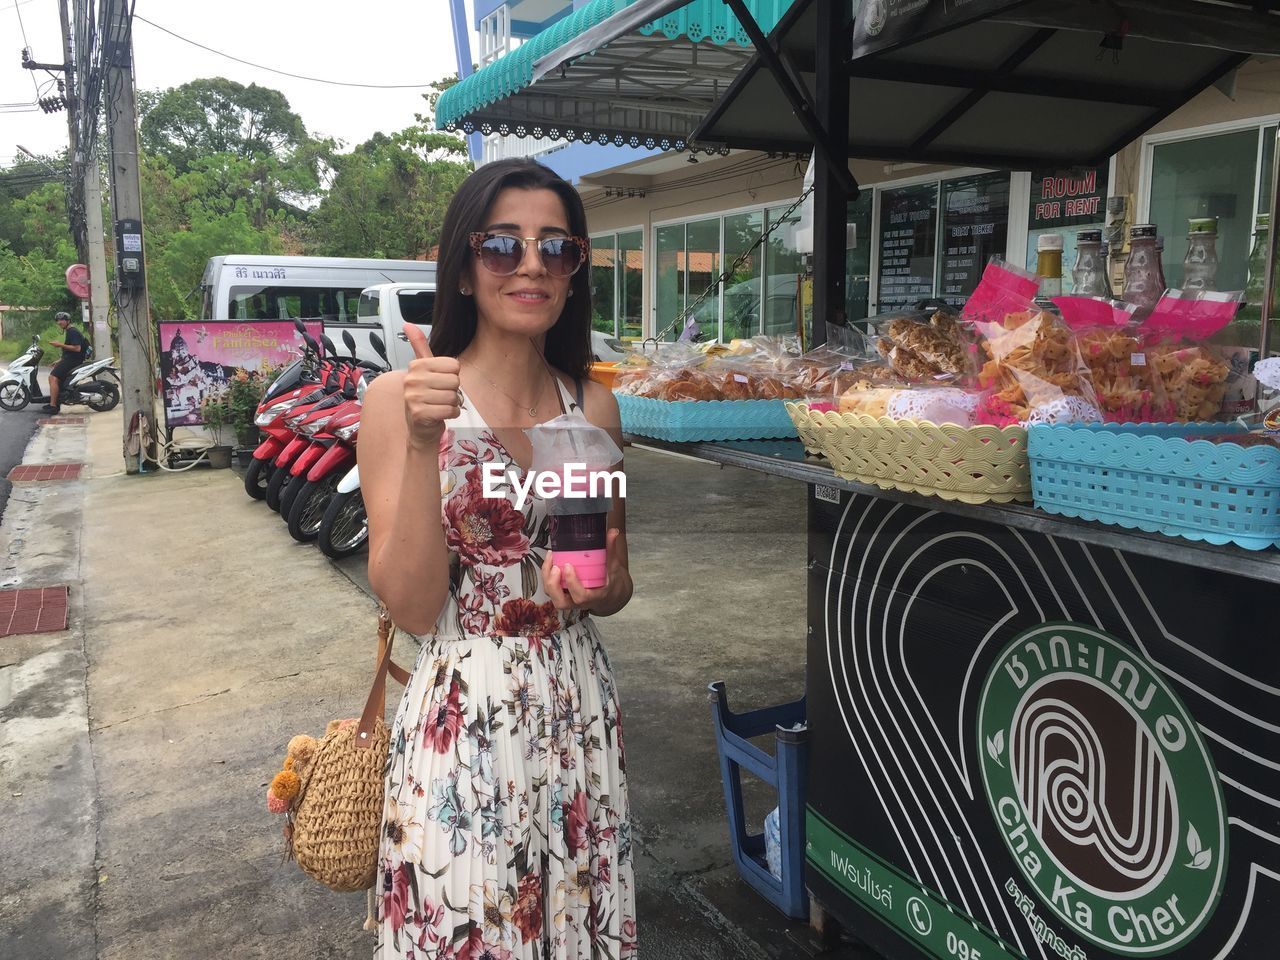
877, 183, 938, 312
940, 172, 1010, 306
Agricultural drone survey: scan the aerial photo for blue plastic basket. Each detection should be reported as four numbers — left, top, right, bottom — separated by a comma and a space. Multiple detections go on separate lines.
1029, 422, 1280, 550
616, 394, 796, 442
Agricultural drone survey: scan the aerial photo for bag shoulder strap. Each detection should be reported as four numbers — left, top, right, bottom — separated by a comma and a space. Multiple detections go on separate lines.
354, 610, 409, 749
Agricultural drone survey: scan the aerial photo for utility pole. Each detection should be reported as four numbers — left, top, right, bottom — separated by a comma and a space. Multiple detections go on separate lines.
82, 154, 111, 360
58, 0, 82, 261
103, 0, 155, 472
66, 0, 111, 359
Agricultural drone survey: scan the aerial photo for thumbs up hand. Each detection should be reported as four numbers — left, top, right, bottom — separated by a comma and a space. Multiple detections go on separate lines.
401, 323, 461, 449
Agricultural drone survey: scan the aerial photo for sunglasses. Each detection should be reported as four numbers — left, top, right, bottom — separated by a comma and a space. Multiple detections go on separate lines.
468, 232, 589, 278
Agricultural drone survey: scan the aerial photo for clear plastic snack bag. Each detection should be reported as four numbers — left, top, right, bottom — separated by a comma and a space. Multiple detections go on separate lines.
1144, 289, 1245, 421
1054, 295, 1172, 423
974, 309, 1102, 426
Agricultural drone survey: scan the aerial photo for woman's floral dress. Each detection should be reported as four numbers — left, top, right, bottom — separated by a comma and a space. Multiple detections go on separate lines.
376, 380, 636, 960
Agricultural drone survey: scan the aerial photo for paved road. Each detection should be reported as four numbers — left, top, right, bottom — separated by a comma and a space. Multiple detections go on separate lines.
0, 366, 48, 521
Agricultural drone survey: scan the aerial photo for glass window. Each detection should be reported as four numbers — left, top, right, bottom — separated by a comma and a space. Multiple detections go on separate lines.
656, 224, 685, 341
1025, 166, 1108, 276
1150, 128, 1259, 291
228, 286, 364, 322
590, 233, 618, 335
877, 183, 939, 312
397, 290, 434, 325
357, 290, 380, 319
940, 172, 1010, 307
618, 230, 643, 340
846, 191, 874, 327
723, 211, 764, 340
686, 218, 722, 341
763, 205, 803, 338
1259, 124, 1277, 217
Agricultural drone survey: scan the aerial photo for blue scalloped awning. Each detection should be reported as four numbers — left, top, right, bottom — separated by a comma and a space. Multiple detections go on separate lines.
436, 0, 796, 153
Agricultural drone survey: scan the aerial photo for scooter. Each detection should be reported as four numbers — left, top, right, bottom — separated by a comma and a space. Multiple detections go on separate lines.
317, 463, 367, 559
0, 336, 43, 411
284, 331, 387, 543
244, 323, 343, 501
62, 355, 121, 411
0, 335, 120, 412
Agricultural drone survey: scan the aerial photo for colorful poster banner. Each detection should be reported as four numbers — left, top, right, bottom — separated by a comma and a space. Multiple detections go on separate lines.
158, 321, 320, 428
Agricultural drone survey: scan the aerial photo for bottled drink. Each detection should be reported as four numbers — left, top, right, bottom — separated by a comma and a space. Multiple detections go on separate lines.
1122, 224, 1166, 313
1072, 229, 1111, 297
1182, 217, 1220, 292
1035, 233, 1064, 303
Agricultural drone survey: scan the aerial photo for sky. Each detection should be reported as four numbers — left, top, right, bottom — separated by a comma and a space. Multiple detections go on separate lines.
0, 0, 467, 168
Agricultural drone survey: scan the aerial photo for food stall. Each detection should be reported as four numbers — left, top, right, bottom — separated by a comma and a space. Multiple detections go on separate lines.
680, 3, 1280, 959
441, 1, 1280, 957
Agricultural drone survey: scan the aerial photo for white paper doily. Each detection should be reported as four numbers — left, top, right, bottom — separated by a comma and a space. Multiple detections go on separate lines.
1254, 356, 1280, 391
886, 387, 978, 426
1025, 395, 1104, 426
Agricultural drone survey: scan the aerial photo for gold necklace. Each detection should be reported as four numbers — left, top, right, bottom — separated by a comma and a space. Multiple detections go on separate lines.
464, 354, 554, 418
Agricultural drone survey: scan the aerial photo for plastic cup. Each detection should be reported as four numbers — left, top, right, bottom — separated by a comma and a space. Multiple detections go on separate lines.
548, 511, 608, 588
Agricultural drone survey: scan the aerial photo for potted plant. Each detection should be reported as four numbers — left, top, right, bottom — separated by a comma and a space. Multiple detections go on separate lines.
228, 368, 270, 464
199, 394, 235, 469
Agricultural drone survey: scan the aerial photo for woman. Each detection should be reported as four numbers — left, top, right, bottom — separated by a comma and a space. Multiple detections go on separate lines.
359, 158, 636, 960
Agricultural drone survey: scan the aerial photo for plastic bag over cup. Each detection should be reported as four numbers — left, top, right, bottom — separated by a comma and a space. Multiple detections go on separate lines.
525, 414, 624, 516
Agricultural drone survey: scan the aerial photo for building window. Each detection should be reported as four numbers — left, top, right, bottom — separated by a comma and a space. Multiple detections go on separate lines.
877, 182, 939, 312
589, 230, 644, 340
1025, 165, 1109, 278
1149, 125, 1277, 292
875, 172, 1012, 313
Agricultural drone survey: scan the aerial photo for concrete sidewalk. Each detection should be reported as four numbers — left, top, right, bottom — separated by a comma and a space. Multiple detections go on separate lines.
0, 410, 847, 959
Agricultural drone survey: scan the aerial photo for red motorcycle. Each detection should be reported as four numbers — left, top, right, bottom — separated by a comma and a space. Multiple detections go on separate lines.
283, 331, 388, 543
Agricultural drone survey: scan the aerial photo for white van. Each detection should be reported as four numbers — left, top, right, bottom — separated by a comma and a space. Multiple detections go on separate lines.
199, 254, 435, 320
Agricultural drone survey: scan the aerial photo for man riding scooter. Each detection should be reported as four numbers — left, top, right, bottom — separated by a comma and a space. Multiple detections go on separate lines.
43, 311, 89, 414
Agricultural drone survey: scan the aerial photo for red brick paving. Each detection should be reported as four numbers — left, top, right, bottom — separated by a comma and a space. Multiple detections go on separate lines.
37, 416, 88, 426
7, 462, 83, 482
0, 587, 69, 637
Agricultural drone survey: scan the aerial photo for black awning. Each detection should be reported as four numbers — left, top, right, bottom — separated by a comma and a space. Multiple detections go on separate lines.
693, 0, 1280, 167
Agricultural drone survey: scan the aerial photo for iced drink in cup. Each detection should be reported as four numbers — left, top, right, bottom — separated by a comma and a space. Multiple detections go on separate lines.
526, 416, 624, 593
547, 493, 610, 588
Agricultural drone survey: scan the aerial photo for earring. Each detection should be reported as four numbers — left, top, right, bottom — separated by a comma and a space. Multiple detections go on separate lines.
567, 289, 574, 297
460, 287, 471, 295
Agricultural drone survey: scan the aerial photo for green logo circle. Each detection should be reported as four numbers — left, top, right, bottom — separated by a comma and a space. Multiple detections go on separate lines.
978, 623, 1227, 956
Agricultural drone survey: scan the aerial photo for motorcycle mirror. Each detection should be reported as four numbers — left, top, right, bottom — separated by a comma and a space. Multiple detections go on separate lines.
342, 330, 357, 358
303, 333, 322, 356
321, 334, 338, 357
369, 332, 389, 364
293, 318, 307, 336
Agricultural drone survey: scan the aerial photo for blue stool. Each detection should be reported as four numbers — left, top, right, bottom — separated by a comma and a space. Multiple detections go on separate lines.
708, 680, 808, 920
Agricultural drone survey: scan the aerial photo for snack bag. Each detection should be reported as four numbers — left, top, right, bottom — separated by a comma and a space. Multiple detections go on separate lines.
1055, 296, 1173, 423
962, 259, 1040, 326
870, 307, 976, 383
1144, 290, 1244, 422
974, 309, 1102, 426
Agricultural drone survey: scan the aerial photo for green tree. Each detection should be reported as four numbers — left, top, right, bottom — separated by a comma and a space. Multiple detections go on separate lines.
0, 181, 79, 320
307, 126, 470, 260
139, 78, 328, 227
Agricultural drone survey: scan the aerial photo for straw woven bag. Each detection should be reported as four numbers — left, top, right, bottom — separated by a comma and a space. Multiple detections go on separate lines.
289, 611, 409, 892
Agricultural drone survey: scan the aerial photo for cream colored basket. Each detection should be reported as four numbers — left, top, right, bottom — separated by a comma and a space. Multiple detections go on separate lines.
786, 403, 1031, 504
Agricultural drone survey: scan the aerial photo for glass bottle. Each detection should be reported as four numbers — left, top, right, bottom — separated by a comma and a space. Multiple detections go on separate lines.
1122, 224, 1166, 313
1182, 217, 1220, 292
1035, 233, 1064, 306
1072, 229, 1111, 297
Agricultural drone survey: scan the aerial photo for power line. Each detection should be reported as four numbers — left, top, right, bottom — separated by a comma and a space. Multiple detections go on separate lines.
12, 0, 42, 99
134, 14, 437, 89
